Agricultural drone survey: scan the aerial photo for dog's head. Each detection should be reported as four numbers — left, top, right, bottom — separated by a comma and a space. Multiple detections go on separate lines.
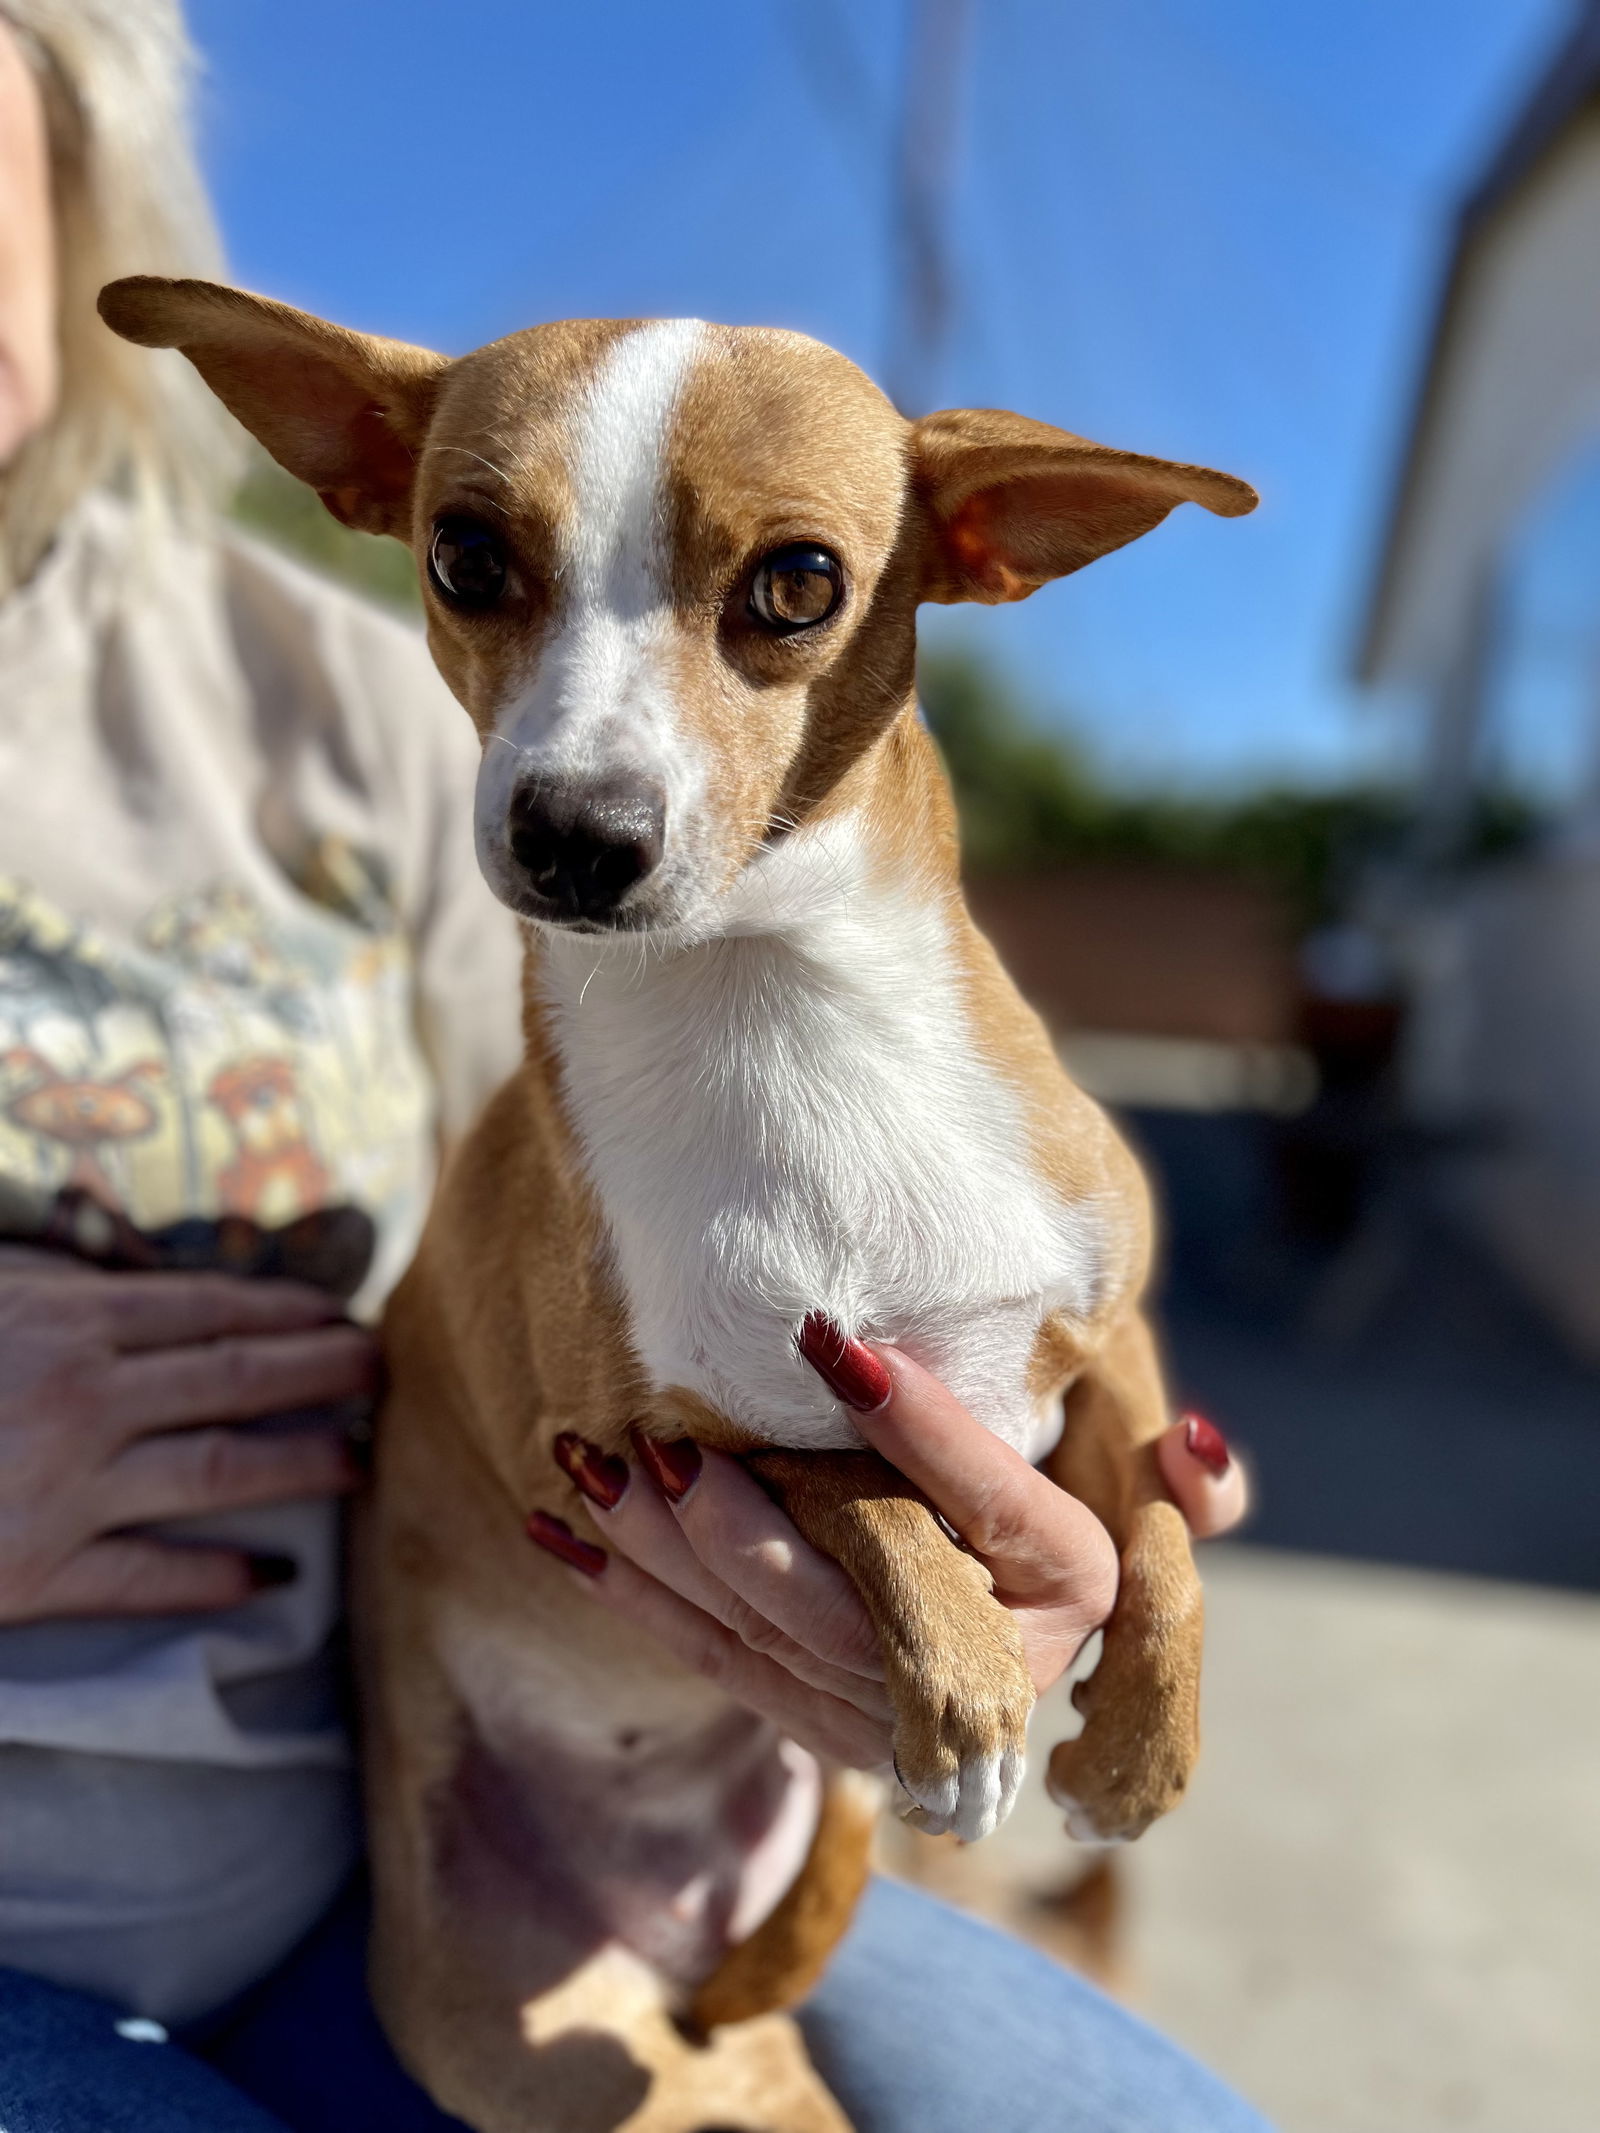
100, 279, 1255, 941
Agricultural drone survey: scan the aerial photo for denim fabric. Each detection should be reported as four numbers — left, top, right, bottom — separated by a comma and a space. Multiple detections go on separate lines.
802, 1878, 1274, 2133
0, 1967, 287, 2133
0, 1878, 1273, 2133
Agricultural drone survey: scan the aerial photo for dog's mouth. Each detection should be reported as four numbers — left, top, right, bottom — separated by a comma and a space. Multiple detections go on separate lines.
489, 855, 717, 946
504, 896, 657, 937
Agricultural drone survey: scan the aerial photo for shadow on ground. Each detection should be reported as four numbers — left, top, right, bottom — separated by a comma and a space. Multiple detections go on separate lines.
1131, 1108, 1600, 1593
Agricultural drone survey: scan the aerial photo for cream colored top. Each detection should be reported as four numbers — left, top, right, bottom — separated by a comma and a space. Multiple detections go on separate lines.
0, 495, 522, 2024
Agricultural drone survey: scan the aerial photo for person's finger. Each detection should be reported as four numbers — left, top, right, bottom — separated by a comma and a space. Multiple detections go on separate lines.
105, 1425, 358, 1525
94, 1274, 346, 1353
651, 1444, 885, 1683
108, 1323, 379, 1433
553, 1538, 891, 1771
1158, 1413, 1250, 1540
574, 1443, 890, 1718
21, 1538, 268, 1618
836, 1341, 1117, 1621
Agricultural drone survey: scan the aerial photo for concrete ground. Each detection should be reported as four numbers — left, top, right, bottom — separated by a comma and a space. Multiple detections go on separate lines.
885, 1106, 1600, 2133
888, 1547, 1600, 2133
1129, 1547, 1600, 2133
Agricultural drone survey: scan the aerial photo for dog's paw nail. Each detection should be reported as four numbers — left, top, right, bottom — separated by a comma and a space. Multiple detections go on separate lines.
894, 1744, 1025, 1845
954, 1752, 1001, 1843
1054, 1791, 1131, 1847
1047, 1759, 1162, 1845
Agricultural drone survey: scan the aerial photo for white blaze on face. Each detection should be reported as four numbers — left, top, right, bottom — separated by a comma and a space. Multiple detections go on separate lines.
473, 320, 711, 906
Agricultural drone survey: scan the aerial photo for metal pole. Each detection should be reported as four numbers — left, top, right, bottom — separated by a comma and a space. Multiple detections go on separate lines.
884, 0, 973, 416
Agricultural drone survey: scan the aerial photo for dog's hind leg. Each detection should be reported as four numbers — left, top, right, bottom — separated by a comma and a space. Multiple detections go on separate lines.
620, 2007, 856, 2133
1040, 1308, 1205, 1844
688, 1766, 879, 2033
385, 1941, 853, 2133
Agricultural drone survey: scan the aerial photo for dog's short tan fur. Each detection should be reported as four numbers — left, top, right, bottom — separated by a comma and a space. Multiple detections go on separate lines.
100, 274, 1255, 2133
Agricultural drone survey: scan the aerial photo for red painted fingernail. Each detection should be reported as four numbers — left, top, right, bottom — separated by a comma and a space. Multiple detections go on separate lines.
797, 1312, 892, 1413
553, 1432, 630, 1511
526, 1510, 606, 1576
631, 1430, 702, 1503
1183, 1413, 1232, 1479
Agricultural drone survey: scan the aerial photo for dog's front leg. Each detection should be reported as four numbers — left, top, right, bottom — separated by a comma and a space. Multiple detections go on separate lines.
1041, 1309, 1204, 1844
746, 1450, 1034, 1844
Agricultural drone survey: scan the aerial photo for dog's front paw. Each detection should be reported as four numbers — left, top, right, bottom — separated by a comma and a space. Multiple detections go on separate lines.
745, 1447, 1038, 1843
887, 1612, 1034, 1844
1045, 1737, 1186, 1845
1044, 1656, 1197, 1845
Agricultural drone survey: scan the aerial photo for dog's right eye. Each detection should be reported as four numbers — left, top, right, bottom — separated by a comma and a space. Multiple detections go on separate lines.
748, 544, 844, 634
429, 516, 509, 609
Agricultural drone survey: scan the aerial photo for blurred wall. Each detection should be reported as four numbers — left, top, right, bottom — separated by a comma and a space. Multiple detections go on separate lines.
969, 867, 1295, 1044
1406, 848, 1600, 1355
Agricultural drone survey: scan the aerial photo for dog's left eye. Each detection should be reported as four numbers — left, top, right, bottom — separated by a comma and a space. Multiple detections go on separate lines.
749, 544, 844, 633
429, 516, 509, 609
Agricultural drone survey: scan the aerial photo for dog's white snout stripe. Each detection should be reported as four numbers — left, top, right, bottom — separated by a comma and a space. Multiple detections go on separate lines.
542, 318, 709, 795
565, 318, 707, 615
475, 320, 712, 903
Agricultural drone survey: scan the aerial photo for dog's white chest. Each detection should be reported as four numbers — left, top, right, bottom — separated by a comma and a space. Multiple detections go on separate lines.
540, 827, 1103, 1454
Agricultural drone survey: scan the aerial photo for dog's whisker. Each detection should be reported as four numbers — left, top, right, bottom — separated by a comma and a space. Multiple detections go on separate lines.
422, 442, 518, 485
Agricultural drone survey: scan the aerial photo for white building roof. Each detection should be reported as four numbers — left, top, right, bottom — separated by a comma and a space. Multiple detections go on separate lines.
1358, 7, 1600, 689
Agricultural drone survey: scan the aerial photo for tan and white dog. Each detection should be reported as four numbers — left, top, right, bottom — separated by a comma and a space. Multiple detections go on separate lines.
101, 277, 1256, 2133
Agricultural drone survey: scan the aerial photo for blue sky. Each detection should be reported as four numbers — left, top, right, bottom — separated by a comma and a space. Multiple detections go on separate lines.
186, 0, 1569, 792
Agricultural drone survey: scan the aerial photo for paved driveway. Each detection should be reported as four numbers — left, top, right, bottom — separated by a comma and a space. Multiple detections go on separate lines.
887, 1108, 1600, 2132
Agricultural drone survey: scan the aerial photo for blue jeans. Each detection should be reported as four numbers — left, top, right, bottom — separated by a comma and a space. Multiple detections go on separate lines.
0, 1878, 1272, 2132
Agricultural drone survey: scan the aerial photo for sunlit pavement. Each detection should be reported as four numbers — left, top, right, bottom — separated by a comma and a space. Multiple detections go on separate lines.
887, 1546, 1600, 2133
1141, 1111, 1600, 2128
1132, 1547, 1600, 2133
885, 1106, 1600, 2130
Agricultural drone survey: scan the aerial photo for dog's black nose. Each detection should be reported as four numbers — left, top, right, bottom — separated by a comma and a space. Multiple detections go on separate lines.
507, 776, 667, 921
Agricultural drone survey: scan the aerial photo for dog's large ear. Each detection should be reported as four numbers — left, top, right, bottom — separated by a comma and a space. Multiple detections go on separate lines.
910, 407, 1257, 605
98, 277, 447, 537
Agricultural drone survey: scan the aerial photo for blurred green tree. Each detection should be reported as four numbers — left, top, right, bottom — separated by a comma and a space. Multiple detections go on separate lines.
233, 455, 422, 613
917, 649, 1523, 926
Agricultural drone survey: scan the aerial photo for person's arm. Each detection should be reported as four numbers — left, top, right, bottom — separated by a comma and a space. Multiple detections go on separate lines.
531, 1345, 1247, 1770
0, 1253, 376, 1623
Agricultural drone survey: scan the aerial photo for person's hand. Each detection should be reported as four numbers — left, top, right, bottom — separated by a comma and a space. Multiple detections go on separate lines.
528, 1341, 1248, 1774
0, 1254, 377, 1624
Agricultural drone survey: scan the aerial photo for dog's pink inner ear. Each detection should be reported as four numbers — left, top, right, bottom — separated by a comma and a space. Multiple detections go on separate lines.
913, 409, 1257, 607
939, 469, 1182, 604
205, 344, 425, 534
309, 399, 421, 532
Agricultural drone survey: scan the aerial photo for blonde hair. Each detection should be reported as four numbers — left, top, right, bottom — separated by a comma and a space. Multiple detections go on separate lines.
0, 0, 241, 593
